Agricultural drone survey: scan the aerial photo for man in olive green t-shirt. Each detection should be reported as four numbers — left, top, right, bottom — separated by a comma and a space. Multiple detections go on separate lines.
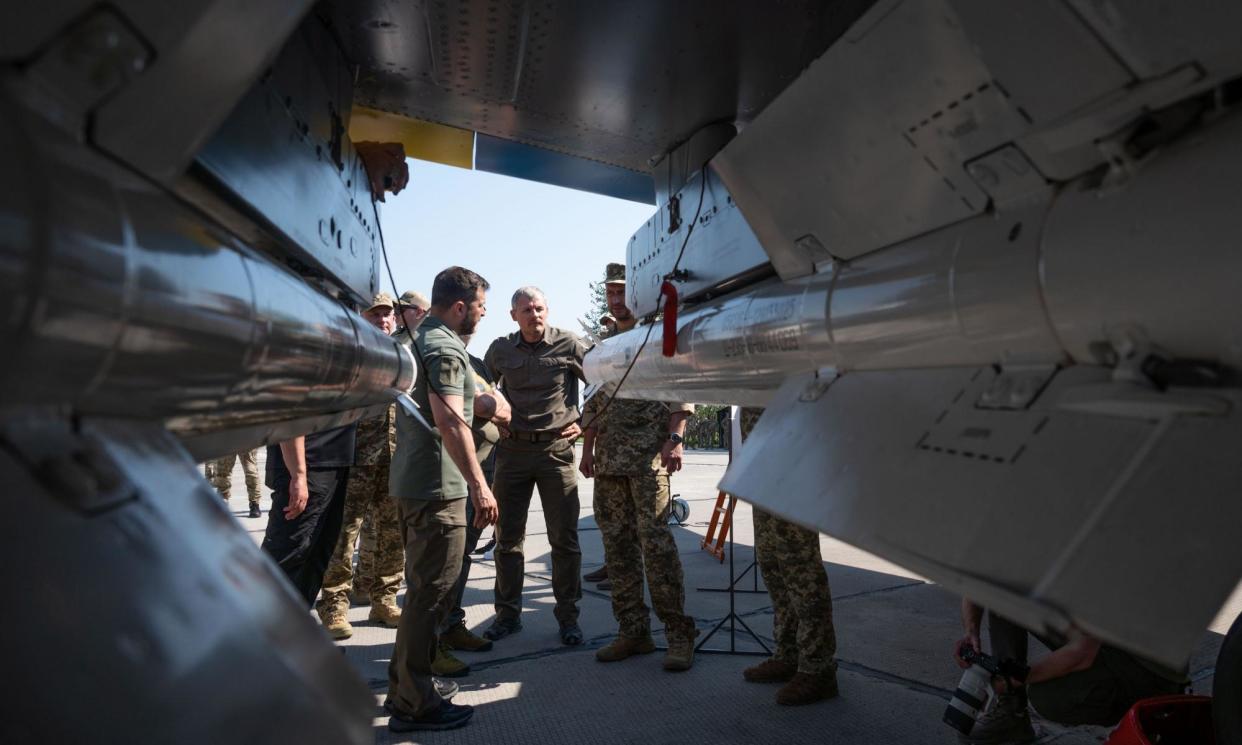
482, 286, 588, 646
384, 267, 498, 734
435, 335, 511, 666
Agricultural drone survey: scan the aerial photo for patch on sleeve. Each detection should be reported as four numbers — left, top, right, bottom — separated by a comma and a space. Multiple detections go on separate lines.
437, 355, 464, 390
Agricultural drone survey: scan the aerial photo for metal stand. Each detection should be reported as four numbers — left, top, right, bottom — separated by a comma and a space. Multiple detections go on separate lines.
695, 494, 771, 656
697, 554, 764, 594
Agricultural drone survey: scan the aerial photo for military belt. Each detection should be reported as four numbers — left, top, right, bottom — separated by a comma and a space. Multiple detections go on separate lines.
509, 430, 563, 443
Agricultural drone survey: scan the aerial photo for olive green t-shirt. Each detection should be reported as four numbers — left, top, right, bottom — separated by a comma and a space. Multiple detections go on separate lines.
389, 316, 475, 501
484, 327, 587, 433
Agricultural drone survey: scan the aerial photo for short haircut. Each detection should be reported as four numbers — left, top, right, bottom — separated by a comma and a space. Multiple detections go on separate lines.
431, 266, 490, 309
511, 286, 546, 308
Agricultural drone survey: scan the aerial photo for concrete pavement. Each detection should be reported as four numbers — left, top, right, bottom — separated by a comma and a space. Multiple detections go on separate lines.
214, 448, 1236, 745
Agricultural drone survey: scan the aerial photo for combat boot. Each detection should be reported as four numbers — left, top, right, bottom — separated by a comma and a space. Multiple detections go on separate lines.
957, 692, 1036, 744
319, 610, 353, 640
442, 624, 494, 652
662, 628, 699, 672
743, 658, 797, 683
483, 616, 522, 641
432, 641, 471, 678
776, 671, 840, 706
595, 634, 656, 662
383, 679, 458, 711
368, 602, 402, 628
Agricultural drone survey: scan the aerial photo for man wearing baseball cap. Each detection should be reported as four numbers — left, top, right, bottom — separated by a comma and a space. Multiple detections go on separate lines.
315, 292, 406, 638
580, 263, 698, 671
397, 290, 431, 336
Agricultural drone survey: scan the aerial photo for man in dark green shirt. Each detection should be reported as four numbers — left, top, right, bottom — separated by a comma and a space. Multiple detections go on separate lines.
482, 286, 588, 646
435, 334, 511, 670
385, 267, 498, 734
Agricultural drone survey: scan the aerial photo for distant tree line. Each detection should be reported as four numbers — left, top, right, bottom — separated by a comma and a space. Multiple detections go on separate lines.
684, 404, 730, 450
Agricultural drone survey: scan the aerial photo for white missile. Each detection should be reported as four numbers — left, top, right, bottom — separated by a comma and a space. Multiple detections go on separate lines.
586, 107, 1242, 404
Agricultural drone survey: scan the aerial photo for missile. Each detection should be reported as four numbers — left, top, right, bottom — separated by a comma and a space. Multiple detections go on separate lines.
0, 80, 407, 745
585, 107, 1242, 403
584, 102, 1242, 672
0, 91, 415, 460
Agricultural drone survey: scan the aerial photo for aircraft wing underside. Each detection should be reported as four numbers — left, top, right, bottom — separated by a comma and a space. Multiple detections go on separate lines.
3, 2, 1242, 741
328, 0, 875, 202
722, 368, 1242, 671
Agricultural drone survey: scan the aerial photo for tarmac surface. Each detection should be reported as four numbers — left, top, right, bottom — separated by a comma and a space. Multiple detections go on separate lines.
218, 448, 1240, 745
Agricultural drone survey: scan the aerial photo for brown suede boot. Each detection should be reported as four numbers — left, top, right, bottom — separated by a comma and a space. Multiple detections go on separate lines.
368, 602, 402, 628
442, 623, 494, 652
776, 672, 839, 706
662, 628, 699, 672
595, 635, 656, 662
743, 658, 796, 683
318, 609, 353, 640
431, 641, 471, 677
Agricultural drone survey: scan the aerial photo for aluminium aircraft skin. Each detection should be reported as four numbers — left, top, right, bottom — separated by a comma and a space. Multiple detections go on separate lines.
2, 1, 1241, 742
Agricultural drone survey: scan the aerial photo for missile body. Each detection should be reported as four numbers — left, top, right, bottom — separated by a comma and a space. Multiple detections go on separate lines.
0, 92, 414, 454
0, 83, 402, 743
586, 110, 1242, 403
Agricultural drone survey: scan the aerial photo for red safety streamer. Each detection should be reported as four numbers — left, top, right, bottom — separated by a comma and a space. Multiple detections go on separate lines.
660, 281, 678, 357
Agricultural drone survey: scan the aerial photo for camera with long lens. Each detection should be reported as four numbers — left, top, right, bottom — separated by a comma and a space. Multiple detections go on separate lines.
943, 646, 1030, 735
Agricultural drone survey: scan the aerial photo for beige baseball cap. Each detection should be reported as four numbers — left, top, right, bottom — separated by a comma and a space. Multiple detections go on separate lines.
366, 292, 396, 313
398, 290, 430, 309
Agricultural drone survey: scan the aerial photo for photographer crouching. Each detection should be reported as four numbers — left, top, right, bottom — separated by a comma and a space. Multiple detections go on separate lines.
950, 599, 1187, 743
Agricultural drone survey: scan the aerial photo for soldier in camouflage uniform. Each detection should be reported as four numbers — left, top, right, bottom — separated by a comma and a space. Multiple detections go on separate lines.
738, 406, 840, 705
580, 263, 698, 671
354, 510, 379, 604
205, 449, 263, 517
315, 293, 406, 639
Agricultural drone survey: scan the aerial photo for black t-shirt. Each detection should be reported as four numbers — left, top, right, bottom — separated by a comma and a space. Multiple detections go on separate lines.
265, 424, 357, 486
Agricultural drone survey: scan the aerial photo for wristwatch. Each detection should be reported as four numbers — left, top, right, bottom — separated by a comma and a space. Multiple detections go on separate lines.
668, 432, 684, 445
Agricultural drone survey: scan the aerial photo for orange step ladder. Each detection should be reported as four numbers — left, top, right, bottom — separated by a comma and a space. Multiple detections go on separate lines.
700, 490, 733, 563
701, 412, 739, 563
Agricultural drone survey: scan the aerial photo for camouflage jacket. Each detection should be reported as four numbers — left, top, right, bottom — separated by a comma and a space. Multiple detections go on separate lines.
582, 327, 693, 476
739, 406, 764, 442
354, 404, 397, 467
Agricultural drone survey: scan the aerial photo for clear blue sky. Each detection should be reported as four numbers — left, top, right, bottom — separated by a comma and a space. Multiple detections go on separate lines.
376, 159, 653, 350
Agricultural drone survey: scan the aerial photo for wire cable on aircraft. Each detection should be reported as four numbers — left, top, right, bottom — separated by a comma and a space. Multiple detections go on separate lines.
582, 168, 708, 427
377, 218, 500, 444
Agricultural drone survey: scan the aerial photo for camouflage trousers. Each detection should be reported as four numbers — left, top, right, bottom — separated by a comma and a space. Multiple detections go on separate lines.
593, 472, 695, 640
205, 450, 261, 504
316, 465, 404, 616
754, 507, 837, 675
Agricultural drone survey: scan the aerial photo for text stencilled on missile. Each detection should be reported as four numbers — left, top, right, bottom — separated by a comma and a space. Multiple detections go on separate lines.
723, 327, 801, 357
750, 298, 798, 324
